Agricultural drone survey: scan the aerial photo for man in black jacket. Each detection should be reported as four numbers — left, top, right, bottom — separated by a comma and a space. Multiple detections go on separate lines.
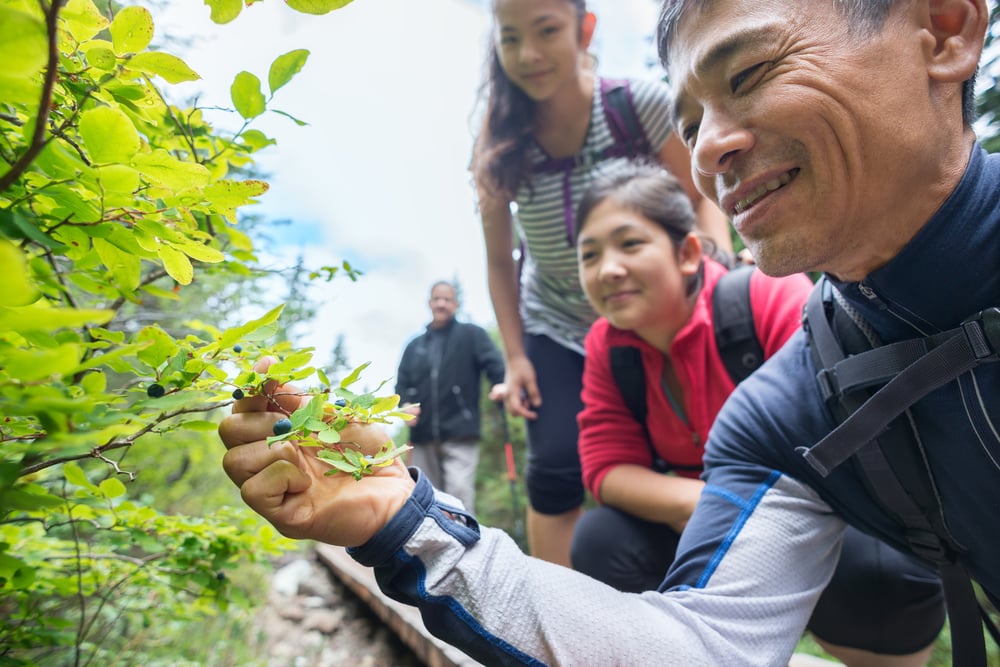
396, 281, 505, 511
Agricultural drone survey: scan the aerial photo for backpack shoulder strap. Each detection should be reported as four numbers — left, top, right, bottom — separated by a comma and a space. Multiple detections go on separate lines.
599, 78, 651, 158
802, 278, 1000, 666
608, 345, 669, 473
712, 264, 765, 384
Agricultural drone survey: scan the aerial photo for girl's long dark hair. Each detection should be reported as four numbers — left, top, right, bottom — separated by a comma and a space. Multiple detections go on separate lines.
471, 0, 588, 200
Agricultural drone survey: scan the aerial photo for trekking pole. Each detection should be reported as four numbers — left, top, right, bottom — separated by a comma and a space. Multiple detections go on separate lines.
497, 401, 524, 543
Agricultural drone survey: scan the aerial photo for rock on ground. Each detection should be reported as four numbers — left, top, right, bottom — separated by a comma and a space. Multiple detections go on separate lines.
254, 551, 424, 667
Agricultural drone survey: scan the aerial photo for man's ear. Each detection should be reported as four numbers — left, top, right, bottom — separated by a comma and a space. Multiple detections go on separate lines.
581, 12, 597, 49
923, 0, 988, 83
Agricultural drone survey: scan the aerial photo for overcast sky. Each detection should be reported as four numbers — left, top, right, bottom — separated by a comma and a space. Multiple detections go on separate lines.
143, 0, 663, 392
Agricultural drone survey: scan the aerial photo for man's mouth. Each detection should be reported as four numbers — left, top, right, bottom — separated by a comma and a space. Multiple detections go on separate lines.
731, 169, 798, 215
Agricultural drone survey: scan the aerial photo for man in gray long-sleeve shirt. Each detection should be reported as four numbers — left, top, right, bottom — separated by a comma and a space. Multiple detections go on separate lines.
220, 1, 999, 664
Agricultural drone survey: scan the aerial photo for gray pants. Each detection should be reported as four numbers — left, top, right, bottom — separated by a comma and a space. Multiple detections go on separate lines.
408, 440, 479, 511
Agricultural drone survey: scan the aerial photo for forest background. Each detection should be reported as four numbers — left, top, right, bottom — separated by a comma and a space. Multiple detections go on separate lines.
0, 0, 998, 665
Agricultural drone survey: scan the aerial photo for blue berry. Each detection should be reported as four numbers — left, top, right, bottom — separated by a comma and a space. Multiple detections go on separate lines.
232, 388, 245, 400
146, 383, 165, 398
272, 418, 293, 436
334, 398, 347, 407
233, 344, 243, 353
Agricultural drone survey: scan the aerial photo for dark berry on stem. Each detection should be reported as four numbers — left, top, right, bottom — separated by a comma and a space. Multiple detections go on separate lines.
272, 418, 293, 436
232, 388, 245, 400
147, 383, 165, 398
233, 344, 243, 353
334, 398, 347, 407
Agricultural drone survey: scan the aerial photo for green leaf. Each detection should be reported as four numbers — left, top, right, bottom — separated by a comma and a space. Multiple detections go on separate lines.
231, 71, 266, 120
268, 49, 309, 96
95, 164, 141, 194
0, 553, 35, 590
285, 0, 354, 15
131, 149, 212, 191
370, 394, 400, 414
82, 44, 117, 70
64, 462, 99, 493
3, 343, 82, 382
128, 51, 201, 84
216, 305, 284, 349
157, 244, 194, 285
62, 0, 110, 42
79, 106, 141, 164
204, 0, 243, 24
178, 420, 222, 432
167, 240, 225, 264
94, 237, 142, 291
0, 6, 47, 78
271, 108, 309, 126
203, 179, 269, 223
109, 5, 154, 55
99, 478, 127, 499
316, 427, 341, 444
0, 305, 114, 334
135, 326, 179, 368
0, 239, 39, 306
339, 362, 371, 389
240, 129, 276, 153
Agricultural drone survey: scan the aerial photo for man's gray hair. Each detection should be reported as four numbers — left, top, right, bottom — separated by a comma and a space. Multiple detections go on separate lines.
655, 0, 976, 125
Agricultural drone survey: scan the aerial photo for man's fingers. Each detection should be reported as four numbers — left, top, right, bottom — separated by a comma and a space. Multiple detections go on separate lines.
231, 356, 305, 415
222, 439, 299, 486
219, 411, 284, 449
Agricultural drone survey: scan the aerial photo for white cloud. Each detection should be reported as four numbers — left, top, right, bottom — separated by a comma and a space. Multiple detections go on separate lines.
143, 0, 666, 392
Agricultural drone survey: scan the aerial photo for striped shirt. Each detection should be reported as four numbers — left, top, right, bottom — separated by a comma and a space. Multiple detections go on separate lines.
515, 76, 674, 354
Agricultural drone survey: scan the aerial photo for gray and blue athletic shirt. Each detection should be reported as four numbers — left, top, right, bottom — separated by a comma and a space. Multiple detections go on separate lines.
349, 144, 1000, 665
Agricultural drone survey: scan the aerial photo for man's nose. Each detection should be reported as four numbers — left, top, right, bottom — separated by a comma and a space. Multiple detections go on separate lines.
692, 108, 753, 178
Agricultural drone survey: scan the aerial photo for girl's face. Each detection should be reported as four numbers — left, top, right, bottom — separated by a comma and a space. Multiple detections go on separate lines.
577, 198, 701, 344
493, 0, 590, 101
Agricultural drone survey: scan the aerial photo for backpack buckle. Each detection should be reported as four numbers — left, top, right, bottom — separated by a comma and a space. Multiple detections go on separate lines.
962, 307, 1000, 360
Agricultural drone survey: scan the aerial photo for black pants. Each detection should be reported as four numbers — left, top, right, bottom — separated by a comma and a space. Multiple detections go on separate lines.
571, 505, 945, 655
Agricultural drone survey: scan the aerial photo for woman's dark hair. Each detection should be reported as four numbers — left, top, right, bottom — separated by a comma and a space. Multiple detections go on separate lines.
575, 159, 726, 295
470, 0, 588, 200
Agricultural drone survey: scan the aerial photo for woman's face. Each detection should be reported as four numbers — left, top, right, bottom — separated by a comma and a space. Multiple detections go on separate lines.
577, 197, 701, 342
492, 0, 587, 101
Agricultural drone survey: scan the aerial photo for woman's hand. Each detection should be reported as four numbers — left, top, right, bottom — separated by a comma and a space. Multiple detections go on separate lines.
503, 354, 541, 420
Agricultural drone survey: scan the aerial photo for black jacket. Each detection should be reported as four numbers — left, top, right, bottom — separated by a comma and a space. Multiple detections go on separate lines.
395, 318, 505, 444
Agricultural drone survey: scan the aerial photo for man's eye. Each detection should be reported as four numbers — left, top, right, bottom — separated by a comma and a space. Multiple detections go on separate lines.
730, 62, 769, 93
680, 123, 699, 148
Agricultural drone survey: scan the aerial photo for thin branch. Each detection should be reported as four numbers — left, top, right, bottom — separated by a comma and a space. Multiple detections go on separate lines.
19, 401, 234, 476
0, 1, 62, 194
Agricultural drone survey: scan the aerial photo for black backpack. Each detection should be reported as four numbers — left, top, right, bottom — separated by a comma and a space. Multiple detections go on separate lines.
799, 277, 1000, 666
609, 264, 762, 474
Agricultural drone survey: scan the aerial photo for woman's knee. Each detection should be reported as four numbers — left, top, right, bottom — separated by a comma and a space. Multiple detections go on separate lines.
524, 463, 584, 514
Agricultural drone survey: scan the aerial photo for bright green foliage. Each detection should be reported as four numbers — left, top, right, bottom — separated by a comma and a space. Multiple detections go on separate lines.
0, 0, 380, 664
204, 0, 355, 24
258, 363, 413, 480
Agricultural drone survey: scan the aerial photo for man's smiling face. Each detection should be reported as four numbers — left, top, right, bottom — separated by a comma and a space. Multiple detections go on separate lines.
667, 0, 958, 280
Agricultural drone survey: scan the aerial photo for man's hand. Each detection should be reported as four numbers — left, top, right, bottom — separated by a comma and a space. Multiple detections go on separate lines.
218, 358, 416, 547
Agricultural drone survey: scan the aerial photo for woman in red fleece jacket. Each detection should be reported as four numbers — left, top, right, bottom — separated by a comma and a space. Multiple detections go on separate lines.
573, 164, 811, 593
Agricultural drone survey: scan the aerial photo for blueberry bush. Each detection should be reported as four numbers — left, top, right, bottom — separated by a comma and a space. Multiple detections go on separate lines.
0, 0, 406, 664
